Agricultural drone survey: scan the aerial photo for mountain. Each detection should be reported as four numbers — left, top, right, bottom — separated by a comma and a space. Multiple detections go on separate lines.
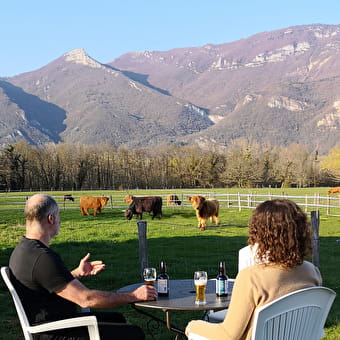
1, 24, 340, 152
110, 24, 340, 153
2, 49, 212, 147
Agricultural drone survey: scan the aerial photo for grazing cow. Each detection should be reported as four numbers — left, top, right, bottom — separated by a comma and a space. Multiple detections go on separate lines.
328, 187, 340, 194
125, 196, 162, 220
80, 196, 109, 216
189, 195, 219, 231
166, 194, 182, 206
123, 195, 135, 203
63, 194, 74, 202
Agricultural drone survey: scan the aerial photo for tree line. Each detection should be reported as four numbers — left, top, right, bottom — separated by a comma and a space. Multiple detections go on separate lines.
0, 140, 339, 191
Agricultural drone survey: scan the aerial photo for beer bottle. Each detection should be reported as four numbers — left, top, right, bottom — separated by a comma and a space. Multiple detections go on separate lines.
216, 261, 228, 297
157, 261, 169, 296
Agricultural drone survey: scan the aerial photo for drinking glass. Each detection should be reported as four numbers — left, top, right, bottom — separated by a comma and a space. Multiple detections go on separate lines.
143, 267, 157, 286
194, 271, 207, 305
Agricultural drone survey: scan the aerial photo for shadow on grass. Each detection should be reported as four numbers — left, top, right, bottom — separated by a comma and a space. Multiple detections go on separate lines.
1, 234, 340, 340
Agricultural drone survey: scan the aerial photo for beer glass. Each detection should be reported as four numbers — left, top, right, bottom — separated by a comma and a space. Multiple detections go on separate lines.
194, 271, 207, 305
143, 267, 157, 286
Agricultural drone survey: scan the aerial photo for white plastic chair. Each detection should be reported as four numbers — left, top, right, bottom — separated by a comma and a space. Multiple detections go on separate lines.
1, 266, 100, 340
238, 244, 258, 271
251, 286, 336, 340
189, 286, 336, 340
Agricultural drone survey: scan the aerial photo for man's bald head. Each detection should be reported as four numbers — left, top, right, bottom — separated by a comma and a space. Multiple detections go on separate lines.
25, 194, 59, 223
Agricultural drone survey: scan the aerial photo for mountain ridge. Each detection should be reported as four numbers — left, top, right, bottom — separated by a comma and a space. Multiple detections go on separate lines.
1, 24, 339, 153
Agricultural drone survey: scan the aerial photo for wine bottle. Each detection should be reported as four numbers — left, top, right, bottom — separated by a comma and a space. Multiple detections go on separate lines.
216, 261, 228, 297
157, 261, 169, 296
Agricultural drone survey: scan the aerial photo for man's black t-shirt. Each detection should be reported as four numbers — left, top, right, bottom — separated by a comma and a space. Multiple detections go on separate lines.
8, 236, 145, 340
9, 237, 77, 324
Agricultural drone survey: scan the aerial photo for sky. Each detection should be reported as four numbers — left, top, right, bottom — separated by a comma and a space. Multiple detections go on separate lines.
1, 0, 339, 77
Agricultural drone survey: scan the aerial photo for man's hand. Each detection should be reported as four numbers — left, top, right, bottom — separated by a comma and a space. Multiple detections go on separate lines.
72, 253, 106, 278
133, 284, 157, 302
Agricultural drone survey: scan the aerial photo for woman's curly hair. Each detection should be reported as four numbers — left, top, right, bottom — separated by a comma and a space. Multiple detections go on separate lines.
248, 199, 312, 268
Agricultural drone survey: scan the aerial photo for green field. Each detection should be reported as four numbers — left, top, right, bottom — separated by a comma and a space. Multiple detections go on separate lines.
0, 188, 339, 339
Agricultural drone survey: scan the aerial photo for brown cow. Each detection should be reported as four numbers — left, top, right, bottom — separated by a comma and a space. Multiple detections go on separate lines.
189, 195, 219, 230
328, 187, 340, 194
80, 196, 109, 216
166, 194, 182, 206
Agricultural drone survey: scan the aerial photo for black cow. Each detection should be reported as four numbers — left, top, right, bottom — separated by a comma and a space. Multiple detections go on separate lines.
124, 196, 162, 220
63, 194, 74, 202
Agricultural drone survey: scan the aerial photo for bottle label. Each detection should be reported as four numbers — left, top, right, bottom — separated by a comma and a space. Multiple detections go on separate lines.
157, 279, 168, 293
216, 279, 227, 295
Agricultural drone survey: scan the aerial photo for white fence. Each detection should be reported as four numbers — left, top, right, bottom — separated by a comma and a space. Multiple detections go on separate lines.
1, 192, 340, 216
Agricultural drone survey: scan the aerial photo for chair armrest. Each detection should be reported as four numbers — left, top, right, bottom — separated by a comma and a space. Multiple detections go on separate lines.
27, 316, 98, 333
187, 333, 210, 340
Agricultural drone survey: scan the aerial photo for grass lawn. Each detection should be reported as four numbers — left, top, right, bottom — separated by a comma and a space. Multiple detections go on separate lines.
0, 188, 339, 339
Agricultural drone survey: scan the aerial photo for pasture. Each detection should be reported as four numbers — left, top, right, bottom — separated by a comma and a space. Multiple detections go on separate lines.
0, 188, 339, 339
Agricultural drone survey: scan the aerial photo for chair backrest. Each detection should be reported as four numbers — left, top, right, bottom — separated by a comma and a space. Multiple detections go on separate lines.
238, 245, 257, 271
251, 286, 336, 340
1, 266, 100, 340
1, 266, 33, 340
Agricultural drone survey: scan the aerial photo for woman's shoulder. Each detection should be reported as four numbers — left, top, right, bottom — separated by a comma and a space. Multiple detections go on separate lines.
239, 261, 321, 284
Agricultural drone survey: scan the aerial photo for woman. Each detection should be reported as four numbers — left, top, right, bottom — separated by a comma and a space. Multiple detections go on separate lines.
185, 199, 322, 340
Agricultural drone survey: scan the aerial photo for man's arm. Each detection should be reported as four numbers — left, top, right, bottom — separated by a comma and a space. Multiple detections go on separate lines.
56, 279, 157, 309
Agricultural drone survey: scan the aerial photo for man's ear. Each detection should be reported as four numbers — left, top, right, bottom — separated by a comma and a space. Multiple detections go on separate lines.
47, 214, 54, 224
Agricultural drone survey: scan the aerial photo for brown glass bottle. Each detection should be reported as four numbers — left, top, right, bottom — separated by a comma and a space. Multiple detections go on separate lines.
157, 261, 169, 296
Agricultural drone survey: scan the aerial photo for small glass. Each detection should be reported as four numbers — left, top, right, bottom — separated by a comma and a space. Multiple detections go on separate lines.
143, 267, 157, 286
194, 271, 208, 305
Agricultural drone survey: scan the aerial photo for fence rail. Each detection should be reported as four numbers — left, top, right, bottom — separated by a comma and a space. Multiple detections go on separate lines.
1, 191, 340, 216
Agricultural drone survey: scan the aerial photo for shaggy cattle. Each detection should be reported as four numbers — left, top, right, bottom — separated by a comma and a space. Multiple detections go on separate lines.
80, 196, 109, 216
328, 187, 340, 194
63, 194, 74, 202
124, 196, 162, 220
189, 195, 219, 231
123, 195, 135, 203
166, 194, 182, 206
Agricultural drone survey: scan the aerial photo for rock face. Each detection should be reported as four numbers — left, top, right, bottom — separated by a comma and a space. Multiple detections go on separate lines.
109, 24, 340, 153
1, 24, 340, 152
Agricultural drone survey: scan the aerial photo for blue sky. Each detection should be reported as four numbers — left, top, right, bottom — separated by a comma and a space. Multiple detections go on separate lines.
1, 0, 339, 77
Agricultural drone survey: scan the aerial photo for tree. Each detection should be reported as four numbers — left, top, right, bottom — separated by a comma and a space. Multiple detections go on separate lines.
320, 145, 340, 184
220, 141, 263, 188
0, 144, 28, 190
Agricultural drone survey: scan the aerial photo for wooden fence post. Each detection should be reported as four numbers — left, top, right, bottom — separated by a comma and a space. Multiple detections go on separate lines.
311, 211, 320, 268
137, 221, 148, 279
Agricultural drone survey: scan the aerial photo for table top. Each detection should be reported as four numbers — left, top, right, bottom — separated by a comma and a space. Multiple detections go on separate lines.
118, 279, 231, 311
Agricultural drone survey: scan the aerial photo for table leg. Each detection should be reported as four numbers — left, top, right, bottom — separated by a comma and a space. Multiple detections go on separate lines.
131, 305, 186, 338
131, 305, 163, 339
165, 310, 185, 336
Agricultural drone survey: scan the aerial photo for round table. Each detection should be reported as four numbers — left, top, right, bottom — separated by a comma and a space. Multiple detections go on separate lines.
118, 279, 231, 338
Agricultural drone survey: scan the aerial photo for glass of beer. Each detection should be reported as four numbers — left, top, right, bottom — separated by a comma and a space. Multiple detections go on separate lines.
143, 267, 157, 286
194, 271, 208, 305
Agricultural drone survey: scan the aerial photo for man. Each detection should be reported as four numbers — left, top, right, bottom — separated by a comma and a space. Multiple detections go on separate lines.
9, 193, 157, 340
